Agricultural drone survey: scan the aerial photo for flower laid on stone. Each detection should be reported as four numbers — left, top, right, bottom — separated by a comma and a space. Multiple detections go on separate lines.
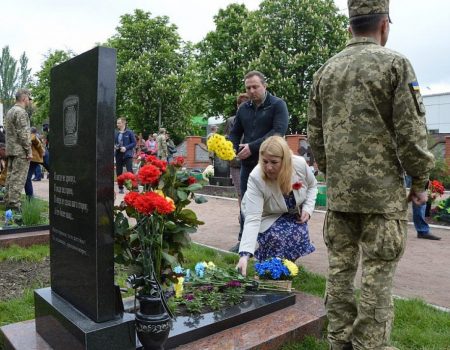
169, 259, 296, 315
255, 257, 299, 280
206, 133, 236, 161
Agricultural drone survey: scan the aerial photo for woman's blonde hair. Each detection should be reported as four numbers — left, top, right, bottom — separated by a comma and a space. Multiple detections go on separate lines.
259, 136, 293, 194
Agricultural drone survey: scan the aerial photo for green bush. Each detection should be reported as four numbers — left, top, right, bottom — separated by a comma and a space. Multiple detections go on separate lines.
430, 159, 450, 189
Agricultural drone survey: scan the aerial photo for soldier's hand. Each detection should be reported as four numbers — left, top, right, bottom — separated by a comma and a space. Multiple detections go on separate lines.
408, 190, 428, 206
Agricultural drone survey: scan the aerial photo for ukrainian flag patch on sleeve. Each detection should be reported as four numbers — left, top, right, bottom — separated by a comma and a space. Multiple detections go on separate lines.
409, 81, 420, 92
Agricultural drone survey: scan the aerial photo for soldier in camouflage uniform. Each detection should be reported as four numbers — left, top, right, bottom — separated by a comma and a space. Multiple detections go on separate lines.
307, 1, 435, 349
4, 89, 33, 211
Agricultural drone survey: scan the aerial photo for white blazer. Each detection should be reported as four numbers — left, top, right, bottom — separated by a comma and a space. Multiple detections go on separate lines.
239, 155, 318, 255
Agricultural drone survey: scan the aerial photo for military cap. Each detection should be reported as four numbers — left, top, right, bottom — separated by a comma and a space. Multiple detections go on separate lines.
348, 0, 391, 22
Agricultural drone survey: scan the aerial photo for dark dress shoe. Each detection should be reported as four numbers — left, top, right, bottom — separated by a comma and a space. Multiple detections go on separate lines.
417, 233, 441, 240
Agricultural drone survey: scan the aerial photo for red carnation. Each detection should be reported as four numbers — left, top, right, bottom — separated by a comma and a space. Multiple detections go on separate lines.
187, 176, 196, 185
292, 181, 303, 190
171, 156, 185, 167
132, 193, 156, 215
154, 195, 176, 215
124, 191, 140, 207
145, 155, 167, 173
137, 164, 161, 185
430, 180, 445, 195
117, 172, 138, 188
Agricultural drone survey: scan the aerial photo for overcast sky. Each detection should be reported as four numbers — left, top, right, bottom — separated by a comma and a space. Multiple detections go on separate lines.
1, 0, 449, 94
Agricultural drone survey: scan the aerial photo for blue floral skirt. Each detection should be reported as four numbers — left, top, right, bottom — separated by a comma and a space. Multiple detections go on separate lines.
255, 213, 315, 262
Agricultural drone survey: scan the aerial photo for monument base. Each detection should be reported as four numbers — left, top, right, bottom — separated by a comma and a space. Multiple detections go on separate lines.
34, 288, 135, 350
1, 292, 326, 350
209, 176, 233, 186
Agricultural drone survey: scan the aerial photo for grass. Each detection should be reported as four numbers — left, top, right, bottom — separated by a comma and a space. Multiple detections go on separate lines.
0, 244, 49, 262
0, 196, 49, 227
1, 243, 450, 350
21, 198, 48, 226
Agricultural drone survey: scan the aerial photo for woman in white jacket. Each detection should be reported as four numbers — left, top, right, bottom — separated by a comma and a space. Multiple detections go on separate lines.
237, 136, 318, 276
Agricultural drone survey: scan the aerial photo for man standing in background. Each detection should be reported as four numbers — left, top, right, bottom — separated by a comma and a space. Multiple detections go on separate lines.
156, 127, 168, 161
4, 89, 33, 212
308, 1, 435, 349
229, 70, 289, 251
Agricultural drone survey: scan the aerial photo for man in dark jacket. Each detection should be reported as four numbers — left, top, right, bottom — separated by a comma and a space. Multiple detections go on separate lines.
115, 117, 136, 193
229, 71, 289, 247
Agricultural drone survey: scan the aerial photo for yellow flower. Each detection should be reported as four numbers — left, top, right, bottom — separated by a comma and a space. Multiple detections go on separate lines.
175, 277, 184, 298
283, 259, 299, 276
207, 261, 216, 269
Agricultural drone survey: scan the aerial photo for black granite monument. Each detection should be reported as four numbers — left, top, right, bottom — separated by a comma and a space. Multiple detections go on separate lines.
34, 46, 135, 349
210, 156, 233, 186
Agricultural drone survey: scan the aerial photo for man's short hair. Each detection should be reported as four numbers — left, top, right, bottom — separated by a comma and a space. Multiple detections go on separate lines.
350, 14, 387, 35
15, 88, 32, 101
244, 71, 266, 85
159, 127, 166, 133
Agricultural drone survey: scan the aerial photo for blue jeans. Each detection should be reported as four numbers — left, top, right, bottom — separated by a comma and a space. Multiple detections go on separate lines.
34, 150, 50, 180
25, 162, 39, 197
412, 202, 429, 235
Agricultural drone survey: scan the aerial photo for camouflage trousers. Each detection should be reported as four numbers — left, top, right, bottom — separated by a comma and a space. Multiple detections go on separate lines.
324, 210, 407, 350
5, 156, 29, 209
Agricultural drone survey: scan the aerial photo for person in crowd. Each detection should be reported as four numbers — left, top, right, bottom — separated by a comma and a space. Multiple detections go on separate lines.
32, 127, 50, 181
307, 1, 435, 349
115, 117, 136, 194
156, 128, 168, 161
4, 89, 33, 211
229, 70, 289, 251
207, 125, 218, 164
166, 132, 177, 163
0, 126, 5, 143
0, 143, 7, 187
236, 136, 317, 275
145, 133, 158, 155
224, 93, 250, 217
405, 176, 441, 240
135, 132, 146, 154
24, 127, 45, 198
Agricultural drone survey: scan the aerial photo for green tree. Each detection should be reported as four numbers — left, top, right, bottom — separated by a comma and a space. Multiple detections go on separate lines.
0, 46, 32, 116
31, 50, 73, 126
107, 9, 190, 141
246, 0, 348, 132
194, 4, 251, 118
192, 0, 347, 132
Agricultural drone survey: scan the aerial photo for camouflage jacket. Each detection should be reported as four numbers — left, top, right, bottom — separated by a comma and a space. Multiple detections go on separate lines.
157, 134, 168, 158
4, 104, 31, 158
308, 37, 434, 214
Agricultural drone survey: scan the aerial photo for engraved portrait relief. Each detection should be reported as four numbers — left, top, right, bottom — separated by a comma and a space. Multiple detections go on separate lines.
63, 95, 79, 146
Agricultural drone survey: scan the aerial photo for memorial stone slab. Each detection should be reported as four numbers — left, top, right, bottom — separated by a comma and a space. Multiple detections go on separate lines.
34, 46, 135, 349
47, 46, 117, 322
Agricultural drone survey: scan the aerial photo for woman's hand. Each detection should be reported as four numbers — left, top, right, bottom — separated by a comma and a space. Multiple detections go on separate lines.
236, 256, 249, 276
297, 211, 310, 224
